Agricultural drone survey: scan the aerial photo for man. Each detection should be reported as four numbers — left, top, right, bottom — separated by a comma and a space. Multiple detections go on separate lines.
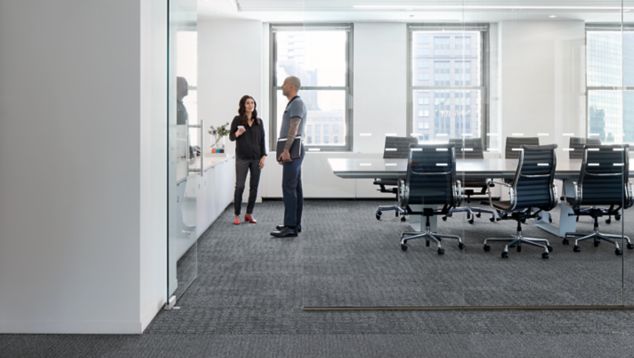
271, 76, 306, 238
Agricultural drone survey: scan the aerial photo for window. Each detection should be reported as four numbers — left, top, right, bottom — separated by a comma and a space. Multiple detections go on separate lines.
408, 24, 488, 143
271, 24, 353, 151
586, 25, 634, 143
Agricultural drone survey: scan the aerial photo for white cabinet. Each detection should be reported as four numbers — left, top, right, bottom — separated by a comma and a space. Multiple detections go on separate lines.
194, 157, 235, 238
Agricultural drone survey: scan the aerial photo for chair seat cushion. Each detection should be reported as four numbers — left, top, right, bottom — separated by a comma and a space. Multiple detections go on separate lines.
491, 200, 512, 211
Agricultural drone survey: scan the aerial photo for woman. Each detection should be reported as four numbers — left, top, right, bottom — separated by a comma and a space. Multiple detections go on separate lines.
229, 95, 267, 225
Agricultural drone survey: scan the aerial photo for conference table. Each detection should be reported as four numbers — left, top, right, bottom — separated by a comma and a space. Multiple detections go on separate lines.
328, 157, 631, 237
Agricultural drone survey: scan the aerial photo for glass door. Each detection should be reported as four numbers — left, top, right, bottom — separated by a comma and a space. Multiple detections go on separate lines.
167, 0, 199, 307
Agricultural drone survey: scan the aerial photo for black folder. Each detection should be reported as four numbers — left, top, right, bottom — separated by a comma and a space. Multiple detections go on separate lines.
276, 136, 302, 160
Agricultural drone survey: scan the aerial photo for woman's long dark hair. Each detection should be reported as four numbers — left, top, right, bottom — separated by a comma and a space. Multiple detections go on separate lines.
238, 95, 258, 126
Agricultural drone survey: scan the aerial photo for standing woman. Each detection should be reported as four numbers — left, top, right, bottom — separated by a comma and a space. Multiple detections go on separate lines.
229, 95, 267, 225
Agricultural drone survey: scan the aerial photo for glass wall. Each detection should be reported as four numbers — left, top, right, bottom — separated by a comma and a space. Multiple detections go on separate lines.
297, 1, 631, 309
167, 0, 199, 306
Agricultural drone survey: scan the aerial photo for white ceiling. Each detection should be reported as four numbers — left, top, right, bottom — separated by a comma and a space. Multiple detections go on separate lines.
199, 0, 633, 22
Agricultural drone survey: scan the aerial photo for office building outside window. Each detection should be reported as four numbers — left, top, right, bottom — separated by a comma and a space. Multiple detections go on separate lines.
408, 24, 488, 144
271, 24, 353, 151
586, 25, 634, 143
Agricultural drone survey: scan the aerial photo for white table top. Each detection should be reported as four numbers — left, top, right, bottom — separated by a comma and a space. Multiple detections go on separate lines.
328, 157, 605, 180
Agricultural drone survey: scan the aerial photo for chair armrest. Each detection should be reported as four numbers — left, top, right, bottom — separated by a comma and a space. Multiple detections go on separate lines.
454, 179, 464, 206
486, 179, 515, 209
398, 179, 408, 208
486, 179, 512, 189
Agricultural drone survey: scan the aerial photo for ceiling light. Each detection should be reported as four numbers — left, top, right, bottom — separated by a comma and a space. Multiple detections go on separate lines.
549, 15, 557, 18
353, 5, 634, 11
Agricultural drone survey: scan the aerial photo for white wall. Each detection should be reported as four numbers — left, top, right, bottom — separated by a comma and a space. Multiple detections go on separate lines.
499, 20, 585, 150
140, 0, 168, 331
198, 19, 264, 155
352, 23, 408, 153
0, 0, 167, 333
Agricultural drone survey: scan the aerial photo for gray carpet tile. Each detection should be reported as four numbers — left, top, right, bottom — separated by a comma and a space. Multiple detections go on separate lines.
5, 200, 634, 357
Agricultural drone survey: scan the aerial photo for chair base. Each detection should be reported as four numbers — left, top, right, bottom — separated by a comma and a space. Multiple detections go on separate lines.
400, 226, 464, 255
565, 230, 633, 256
376, 205, 406, 221
444, 206, 498, 224
483, 233, 552, 259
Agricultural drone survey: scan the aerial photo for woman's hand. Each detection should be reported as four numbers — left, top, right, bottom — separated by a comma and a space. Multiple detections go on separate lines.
235, 126, 246, 137
259, 156, 266, 169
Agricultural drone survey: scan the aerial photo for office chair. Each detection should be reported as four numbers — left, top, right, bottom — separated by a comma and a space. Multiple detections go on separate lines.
568, 136, 601, 160
567, 137, 610, 223
375, 136, 418, 221
505, 136, 539, 159
483, 145, 558, 259
445, 138, 497, 223
399, 145, 465, 255
563, 145, 634, 255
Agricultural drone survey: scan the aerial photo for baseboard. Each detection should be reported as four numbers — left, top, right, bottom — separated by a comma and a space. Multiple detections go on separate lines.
0, 319, 144, 334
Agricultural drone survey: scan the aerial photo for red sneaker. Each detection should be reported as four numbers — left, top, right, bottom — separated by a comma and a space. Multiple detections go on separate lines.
244, 214, 257, 224
233, 216, 240, 225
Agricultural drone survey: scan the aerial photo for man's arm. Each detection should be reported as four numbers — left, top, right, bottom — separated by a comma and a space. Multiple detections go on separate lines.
283, 117, 301, 152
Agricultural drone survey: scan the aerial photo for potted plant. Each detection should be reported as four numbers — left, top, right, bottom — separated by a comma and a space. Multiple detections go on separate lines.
208, 122, 230, 153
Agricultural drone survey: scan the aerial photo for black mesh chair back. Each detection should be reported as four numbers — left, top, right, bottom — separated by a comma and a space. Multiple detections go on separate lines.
511, 144, 558, 211
449, 138, 484, 159
577, 145, 631, 208
404, 145, 457, 207
383, 136, 418, 159
569, 137, 601, 159
505, 137, 539, 159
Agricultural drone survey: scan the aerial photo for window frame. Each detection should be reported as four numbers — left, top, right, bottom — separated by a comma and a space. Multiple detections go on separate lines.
585, 23, 634, 143
407, 23, 490, 147
269, 23, 354, 152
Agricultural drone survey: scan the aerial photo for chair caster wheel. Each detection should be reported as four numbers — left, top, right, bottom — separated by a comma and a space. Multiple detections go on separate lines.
606, 218, 612, 224
542, 252, 549, 259
458, 242, 465, 250
562, 238, 569, 246
400, 216, 406, 222
400, 244, 408, 251
483, 244, 491, 252
489, 217, 496, 222
549, 216, 553, 223
501, 251, 509, 259
516, 245, 522, 252
576, 216, 579, 222
476, 213, 481, 218
437, 248, 445, 255
627, 243, 634, 250
615, 248, 623, 256
442, 216, 448, 221
547, 245, 553, 253
573, 245, 580, 252
425, 240, 430, 247
615, 214, 621, 220
468, 218, 475, 224
376, 212, 382, 221
593, 240, 600, 247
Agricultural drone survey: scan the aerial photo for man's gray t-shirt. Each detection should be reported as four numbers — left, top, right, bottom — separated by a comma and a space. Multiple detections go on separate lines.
279, 96, 306, 139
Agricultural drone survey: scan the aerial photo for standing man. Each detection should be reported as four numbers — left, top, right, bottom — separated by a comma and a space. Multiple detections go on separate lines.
271, 76, 306, 238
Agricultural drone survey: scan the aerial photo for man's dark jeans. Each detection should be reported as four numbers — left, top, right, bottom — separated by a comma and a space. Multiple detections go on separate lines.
282, 155, 304, 229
